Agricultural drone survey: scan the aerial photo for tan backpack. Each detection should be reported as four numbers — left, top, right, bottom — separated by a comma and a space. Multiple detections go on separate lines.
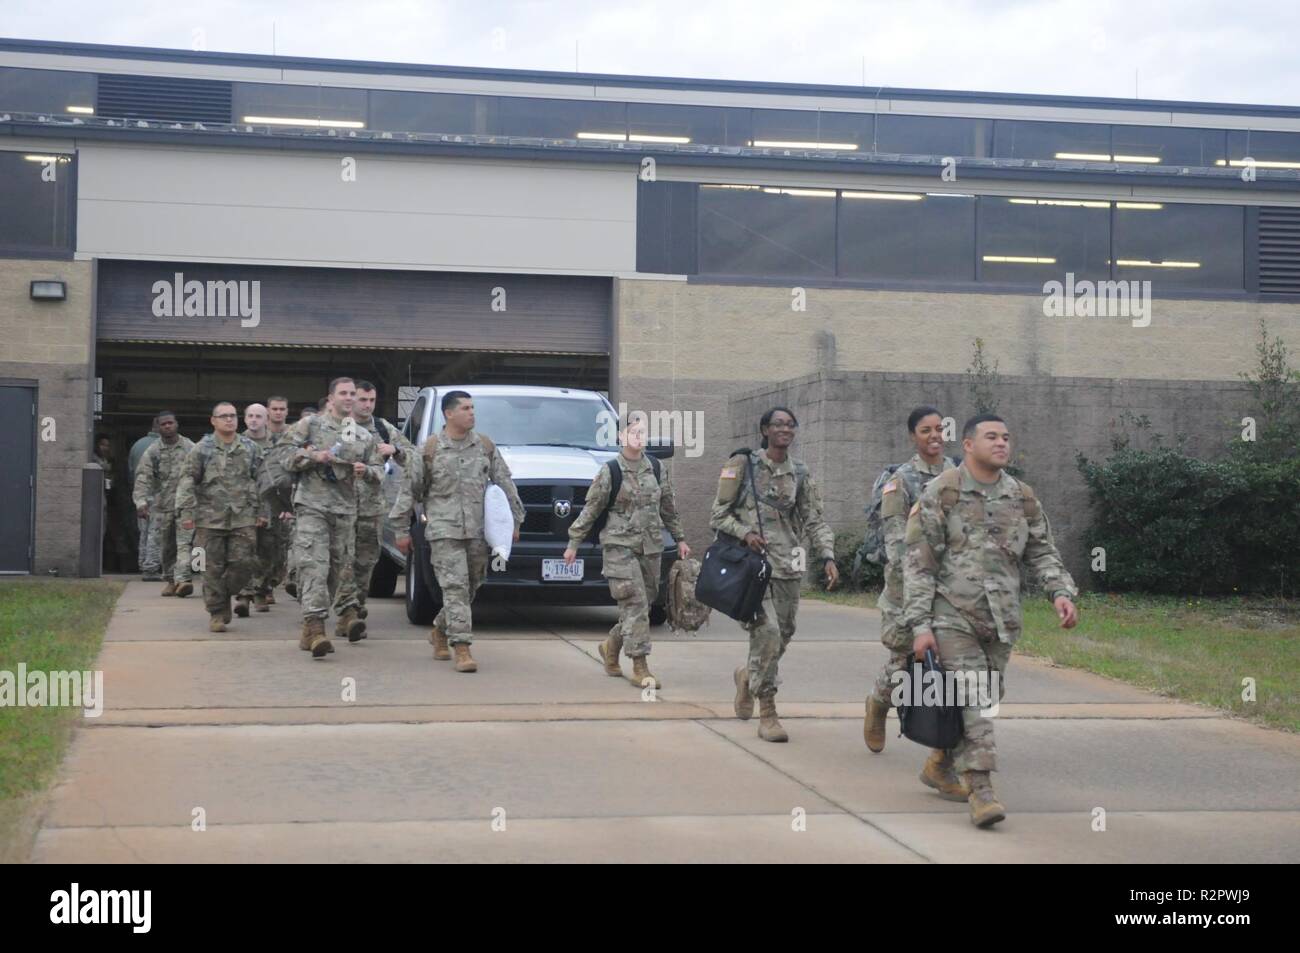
666, 557, 712, 633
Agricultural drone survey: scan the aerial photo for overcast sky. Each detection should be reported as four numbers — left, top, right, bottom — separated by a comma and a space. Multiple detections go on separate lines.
4, 0, 1298, 107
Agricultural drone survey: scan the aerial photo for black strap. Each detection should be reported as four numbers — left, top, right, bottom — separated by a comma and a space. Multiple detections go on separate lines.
746, 452, 765, 542
375, 418, 390, 443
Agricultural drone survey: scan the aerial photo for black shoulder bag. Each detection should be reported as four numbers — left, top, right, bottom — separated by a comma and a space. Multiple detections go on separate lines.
695, 451, 772, 622
897, 649, 965, 750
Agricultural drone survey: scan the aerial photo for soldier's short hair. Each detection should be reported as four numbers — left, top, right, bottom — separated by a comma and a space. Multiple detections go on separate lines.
354, 380, 377, 394
211, 401, 236, 416
266, 395, 288, 407
907, 406, 942, 432
328, 376, 354, 395
442, 390, 472, 413
317, 396, 330, 411
623, 410, 649, 430
301, 406, 317, 419
156, 410, 177, 422
963, 413, 1007, 440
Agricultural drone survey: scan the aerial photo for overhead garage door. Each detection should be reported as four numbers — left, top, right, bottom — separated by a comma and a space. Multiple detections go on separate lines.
96, 260, 611, 354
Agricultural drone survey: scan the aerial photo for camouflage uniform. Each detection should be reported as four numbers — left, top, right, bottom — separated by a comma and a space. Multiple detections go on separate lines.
567, 453, 685, 658
334, 415, 412, 614
902, 465, 1077, 773
264, 428, 294, 592
174, 434, 264, 616
871, 454, 956, 705
389, 429, 525, 645
709, 449, 835, 698
287, 413, 383, 622
239, 430, 287, 602
132, 436, 196, 583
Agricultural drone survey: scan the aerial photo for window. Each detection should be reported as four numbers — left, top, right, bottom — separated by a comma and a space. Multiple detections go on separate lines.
0, 67, 96, 116
698, 184, 836, 278
495, 96, 626, 140
0, 150, 75, 256
993, 120, 1112, 162
977, 195, 1110, 284
627, 103, 750, 146
750, 109, 871, 151
839, 191, 976, 280
1112, 125, 1226, 168
1114, 202, 1244, 289
875, 115, 992, 157
368, 90, 490, 135
1226, 130, 1300, 170
233, 83, 367, 127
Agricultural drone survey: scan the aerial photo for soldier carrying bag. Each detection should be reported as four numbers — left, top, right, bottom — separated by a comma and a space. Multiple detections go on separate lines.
897, 649, 965, 750
695, 450, 771, 622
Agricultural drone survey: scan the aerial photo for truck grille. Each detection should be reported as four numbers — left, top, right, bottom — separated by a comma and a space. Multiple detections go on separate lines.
514, 480, 590, 539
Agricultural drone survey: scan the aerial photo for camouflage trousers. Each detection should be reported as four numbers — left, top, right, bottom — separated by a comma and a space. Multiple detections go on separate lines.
603, 545, 661, 658
194, 527, 257, 616
871, 590, 915, 705
295, 506, 357, 621
264, 513, 291, 590
137, 509, 163, 574
872, 649, 915, 707
334, 514, 383, 613
429, 537, 489, 644
173, 518, 196, 583
740, 577, 801, 698
285, 516, 299, 594
934, 625, 1011, 774
155, 510, 183, 581
239, 522, 281, 599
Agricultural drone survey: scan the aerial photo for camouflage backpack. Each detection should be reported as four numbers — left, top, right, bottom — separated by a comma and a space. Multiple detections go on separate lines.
665, 557, 711, 633
857, 457, 961, 567
258, 434, 297, 503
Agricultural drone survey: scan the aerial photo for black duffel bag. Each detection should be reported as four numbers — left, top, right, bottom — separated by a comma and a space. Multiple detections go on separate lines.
897, 649, 965, 750
695, 450, 772, 622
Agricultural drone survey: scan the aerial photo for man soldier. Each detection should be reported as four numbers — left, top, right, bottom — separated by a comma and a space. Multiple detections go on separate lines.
287, 377, 383, 658
131, 411, 194, 596
175, 402, 267, 632
334, 381, 413, 623
263, 395, 294, 601
903, 414, 1079, 828
563, 412, 689, 689
863, 406, 965, 802
128, 416, 162, 581
390, 390, 524, 673
236, 403, 283, 614
710, 407, 838, 743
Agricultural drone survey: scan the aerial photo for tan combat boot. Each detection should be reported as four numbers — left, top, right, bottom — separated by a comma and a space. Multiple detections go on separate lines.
335, 607, 366, 643
864, 695, 889, 753
429, 625, 451, 661
598, 633, 623, 677
628, 656, 660, 690
254, 593, 270, 613
733, 666, 754, 720
175, 581, 194, 597
757, 696, 788, 743
298, 620, 313, 651
453, 642, 477, 673
306, 617, 334, 659
234, 596, 251, 618
920, 750, 969, 802
963, 770, 1006, 828
209, 614, 227, 633
161, 581, 177, 597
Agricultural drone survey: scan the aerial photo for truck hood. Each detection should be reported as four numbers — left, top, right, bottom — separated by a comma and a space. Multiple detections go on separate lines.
497, 444, 618, 482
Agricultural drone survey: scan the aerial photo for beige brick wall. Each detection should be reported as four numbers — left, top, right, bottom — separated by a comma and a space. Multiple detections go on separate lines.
0, 258, 93, 365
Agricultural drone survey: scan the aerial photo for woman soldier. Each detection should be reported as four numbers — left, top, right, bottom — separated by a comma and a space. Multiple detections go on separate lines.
710, 407, 839, 742
565, 411, 691, 689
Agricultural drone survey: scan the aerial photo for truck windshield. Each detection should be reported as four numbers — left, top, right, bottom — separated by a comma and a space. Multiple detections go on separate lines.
444, 394, 618, 450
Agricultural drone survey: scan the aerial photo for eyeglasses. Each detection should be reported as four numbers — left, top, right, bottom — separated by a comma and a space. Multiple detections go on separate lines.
766, 421, 798, 430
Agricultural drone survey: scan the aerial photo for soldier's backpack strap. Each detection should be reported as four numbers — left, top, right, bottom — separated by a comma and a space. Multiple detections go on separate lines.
420, 434, 439, 491
237, 434, 260, 481
478, 433, 496, 458
194, 434, 215, 484
932, 468, 962, 515
1017, 480, 1040, 519
374, 418, 390, 443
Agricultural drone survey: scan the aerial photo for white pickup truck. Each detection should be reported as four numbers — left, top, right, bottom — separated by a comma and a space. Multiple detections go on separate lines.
370, 384, 678, 626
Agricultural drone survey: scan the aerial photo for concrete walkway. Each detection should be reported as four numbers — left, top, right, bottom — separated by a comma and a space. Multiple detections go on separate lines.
30, 579, 1300, 863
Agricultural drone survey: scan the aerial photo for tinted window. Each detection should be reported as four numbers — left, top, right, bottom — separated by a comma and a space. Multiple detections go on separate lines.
698, 185, 836, 278
1112, 125, 1226, 167
432, 393, 616, 449
1226, 130, 1300, 169
368, 90, 491, 135
627, 103, 750, 146
233, 83, 367, 126
978, 195, 1110, 284
874, 115, 992, 157
0, 67, 95, 115
495, 96, 626, 139
993, 120, 1111, 162
839, 191, 976, 280
0, 150, 75, 255
1114, 202, 1244, 289
750, 109, 871, 151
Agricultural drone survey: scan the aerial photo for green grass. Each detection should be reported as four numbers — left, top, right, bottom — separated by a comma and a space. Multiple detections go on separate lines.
804, 587, 1300, 732
0, 578, 123, 862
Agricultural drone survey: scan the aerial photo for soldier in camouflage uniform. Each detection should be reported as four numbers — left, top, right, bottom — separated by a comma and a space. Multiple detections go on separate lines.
391, 390, 525, 673
236, 404, 283, 614
862, 407, 966, 801
564, 412, 690, 689
131, 411, 194, 597
710, 407, 839, 743
335, 381, 413, 624
263, 396, 294, 600
287, 378, 384, 658
903, 414, 1079, 828
175, 403, 267, 632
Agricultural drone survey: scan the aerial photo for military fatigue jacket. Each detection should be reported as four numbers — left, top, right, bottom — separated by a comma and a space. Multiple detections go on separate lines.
389, 429, 525, 542
880, 454, 956, 609
132, 436, 195, 513
287, 412, 383, 515
709, 449, 835, 580
353, 415, 413, 519
174, 434, 263, 530
902, 465, 1077, 644
567, 452, 685, 556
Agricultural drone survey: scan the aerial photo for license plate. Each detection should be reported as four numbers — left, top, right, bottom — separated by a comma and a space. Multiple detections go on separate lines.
542, 558, 583, 582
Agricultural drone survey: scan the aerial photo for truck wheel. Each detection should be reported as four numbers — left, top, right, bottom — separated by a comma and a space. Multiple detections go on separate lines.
368, 552, 399, 598
649, 605, 668, 627
405, 531, 442, 625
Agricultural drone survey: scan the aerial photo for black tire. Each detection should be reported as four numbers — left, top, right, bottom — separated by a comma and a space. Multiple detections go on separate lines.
368, 552, 399, 599
649, 604, 668, 627
404, 526, 442, 625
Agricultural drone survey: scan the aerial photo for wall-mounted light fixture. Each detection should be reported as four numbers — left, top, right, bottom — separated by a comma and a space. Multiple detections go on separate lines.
30, 280, 67, 300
